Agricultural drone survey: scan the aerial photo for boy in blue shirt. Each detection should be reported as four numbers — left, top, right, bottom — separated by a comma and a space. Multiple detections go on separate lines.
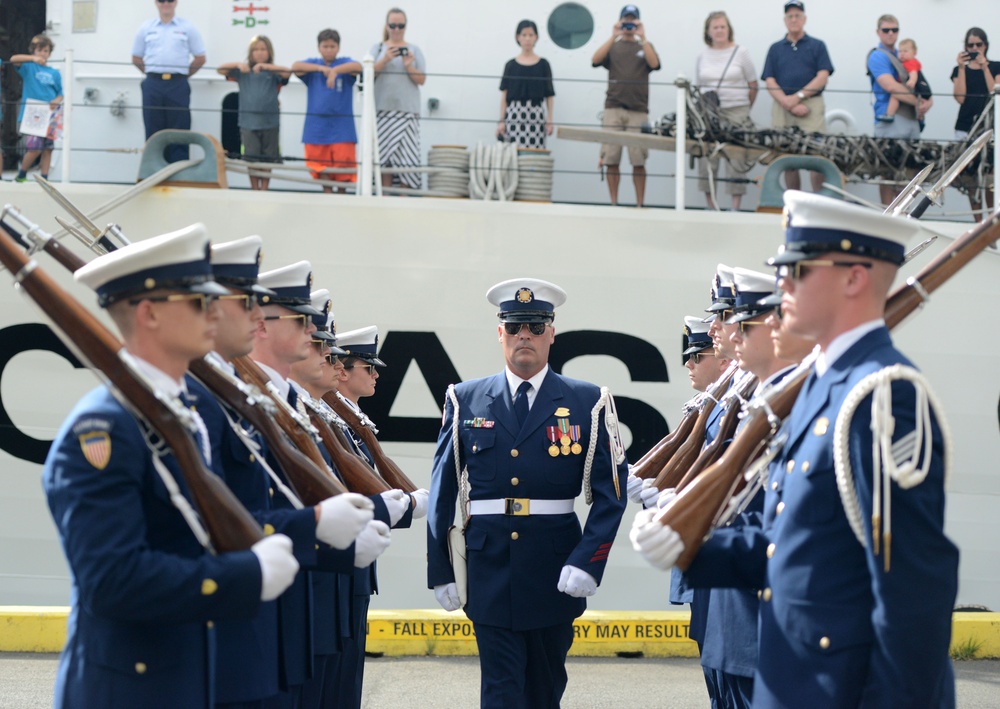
12, 34, 63, 182
292, 30, 361, 194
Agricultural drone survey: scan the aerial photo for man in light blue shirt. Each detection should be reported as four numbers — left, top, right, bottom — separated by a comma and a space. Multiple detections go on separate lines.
131, 0, 206, 163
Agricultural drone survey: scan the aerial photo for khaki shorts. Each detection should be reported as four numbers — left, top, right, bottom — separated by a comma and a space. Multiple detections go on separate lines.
600, 107, 648, 167
771, 95, 826, 133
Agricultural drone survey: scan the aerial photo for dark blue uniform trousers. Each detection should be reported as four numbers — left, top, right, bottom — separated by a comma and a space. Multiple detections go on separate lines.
473, 622, 575, 709
140, 74, 191, 162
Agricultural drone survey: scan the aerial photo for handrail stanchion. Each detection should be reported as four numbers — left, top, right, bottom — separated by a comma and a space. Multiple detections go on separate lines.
993, 86, 998, 215
675, 75, 688, 212
358, 54, 375, 197
61, 49, 73, 184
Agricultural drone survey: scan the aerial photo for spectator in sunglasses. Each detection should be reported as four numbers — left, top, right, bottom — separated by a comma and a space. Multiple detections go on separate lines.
951, 27, 1000, 220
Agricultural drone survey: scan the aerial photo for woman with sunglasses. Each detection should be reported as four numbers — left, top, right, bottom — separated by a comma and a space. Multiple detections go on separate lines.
371, 8, 426, 190
951, 27, 1000, 219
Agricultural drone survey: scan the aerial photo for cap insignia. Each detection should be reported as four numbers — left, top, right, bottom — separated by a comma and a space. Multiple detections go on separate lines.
781, 207, 790, 230
144, 277, 156, 290
840, 239, 852, 251
516, 288, 534, 304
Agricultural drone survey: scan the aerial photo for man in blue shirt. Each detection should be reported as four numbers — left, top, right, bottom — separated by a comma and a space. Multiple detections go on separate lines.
131, 0, 206, 163
761, 1, 834, 193
866, 13, 933, 205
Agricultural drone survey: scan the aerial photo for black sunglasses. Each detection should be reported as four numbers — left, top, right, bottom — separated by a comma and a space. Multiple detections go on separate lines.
737, 319, 768, 334
387, 23, 406, 29
343, 362, 377, 375
128, 292, 216, 312
779, 259, 873, 281
503, 322, 548, 336
880, 27, 899, 33
967, 41, 985, 48
217, 293, 255, 311
689, 351, 713, 364
263, 313, 309, 327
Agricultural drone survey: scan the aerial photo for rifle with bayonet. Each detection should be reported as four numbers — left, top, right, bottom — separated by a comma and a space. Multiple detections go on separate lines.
323, 391, 418, 493
0, 208, 263, 552
661, 207, 1000, 571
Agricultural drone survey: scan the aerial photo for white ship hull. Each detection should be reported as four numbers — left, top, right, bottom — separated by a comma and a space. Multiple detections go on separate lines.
0, 183, 996, 613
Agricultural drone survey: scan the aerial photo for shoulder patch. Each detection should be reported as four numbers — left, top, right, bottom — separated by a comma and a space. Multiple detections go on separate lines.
79, 431, 112, 470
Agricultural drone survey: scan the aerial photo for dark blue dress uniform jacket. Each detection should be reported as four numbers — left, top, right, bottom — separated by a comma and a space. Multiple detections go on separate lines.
43, 386, 262, 709
186, 376, 324, 703
427, 369, 628, 632
686, 327, 959, 708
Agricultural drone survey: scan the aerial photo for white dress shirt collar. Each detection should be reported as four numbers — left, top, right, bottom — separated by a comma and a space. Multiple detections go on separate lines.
504, 364, 549, 410
815, 319, 885, 377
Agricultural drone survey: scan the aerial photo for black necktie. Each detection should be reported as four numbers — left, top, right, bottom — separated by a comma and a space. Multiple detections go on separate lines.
514, 381, 531, 427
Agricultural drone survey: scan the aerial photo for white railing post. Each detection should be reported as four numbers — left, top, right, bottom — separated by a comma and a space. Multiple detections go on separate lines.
674, 74, 688, 212
61, 48, 73, 184
357, 54, 376, 197
993, 86, 999, 214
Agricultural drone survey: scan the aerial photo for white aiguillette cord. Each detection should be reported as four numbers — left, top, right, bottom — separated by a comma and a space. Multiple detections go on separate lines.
833, 364, 952, 573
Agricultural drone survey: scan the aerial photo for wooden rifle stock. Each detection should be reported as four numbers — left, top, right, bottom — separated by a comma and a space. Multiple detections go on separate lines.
0, 222, 263, 552
231, 356, 333, 471
651, 366, 738, 490
630, 408, 698, 480
675, 375, 758, 493
190, 358, 348, 503
304, 405, 390, 496
324, 392, 418, 493
663, 209, 1000, 570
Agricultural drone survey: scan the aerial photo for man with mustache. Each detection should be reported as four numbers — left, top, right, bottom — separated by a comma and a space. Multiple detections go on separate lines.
427, 278, 629, 708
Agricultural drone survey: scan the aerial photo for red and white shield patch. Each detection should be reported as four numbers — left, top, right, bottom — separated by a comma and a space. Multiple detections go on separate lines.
79, 432, 111, 470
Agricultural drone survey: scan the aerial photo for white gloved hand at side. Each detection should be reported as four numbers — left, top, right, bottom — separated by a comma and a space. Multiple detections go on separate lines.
557, 565, 598, 598
434, 582, 462, 612
627, 472, 645, 504
656, 487, 678, 509
639, 478, 661, 508
380, 489, 409, 526
409, 488, 430, 519
252, 533, 300, 601
629, 509, 685, 571
353, 520, 391, 568
316, 492, 375, 549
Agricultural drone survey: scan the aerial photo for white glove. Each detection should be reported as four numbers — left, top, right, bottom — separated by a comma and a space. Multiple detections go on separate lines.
557, 565, 598, 598
409, 488, 429, 519
639, 478, 661, 508
629, 509, 685, 571
353, 520, 391, 568
626, 472, 645, 504
251, 534, 300, 601
434, 582, 462, 612
380, 489, 409, 526
316, 492, 375, 549
656, 487, 678, 509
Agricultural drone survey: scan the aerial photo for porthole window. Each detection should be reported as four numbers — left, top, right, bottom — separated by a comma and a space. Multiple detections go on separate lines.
547, 3, 594, 50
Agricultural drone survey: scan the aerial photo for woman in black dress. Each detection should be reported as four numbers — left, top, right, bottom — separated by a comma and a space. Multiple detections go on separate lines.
497, 20, 555, 148
951, 26, 1000, 218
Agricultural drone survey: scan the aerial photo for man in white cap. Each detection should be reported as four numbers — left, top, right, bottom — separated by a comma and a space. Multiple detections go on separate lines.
251, 267, 391, 705
188, 240, 374, 707
46, 225, 299, 708
333, 324, 429, 709
427, 278, 628, 708
632, 192, 959, 707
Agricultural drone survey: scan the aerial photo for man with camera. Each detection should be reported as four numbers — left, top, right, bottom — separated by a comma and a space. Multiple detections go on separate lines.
591, 4, 660, 207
